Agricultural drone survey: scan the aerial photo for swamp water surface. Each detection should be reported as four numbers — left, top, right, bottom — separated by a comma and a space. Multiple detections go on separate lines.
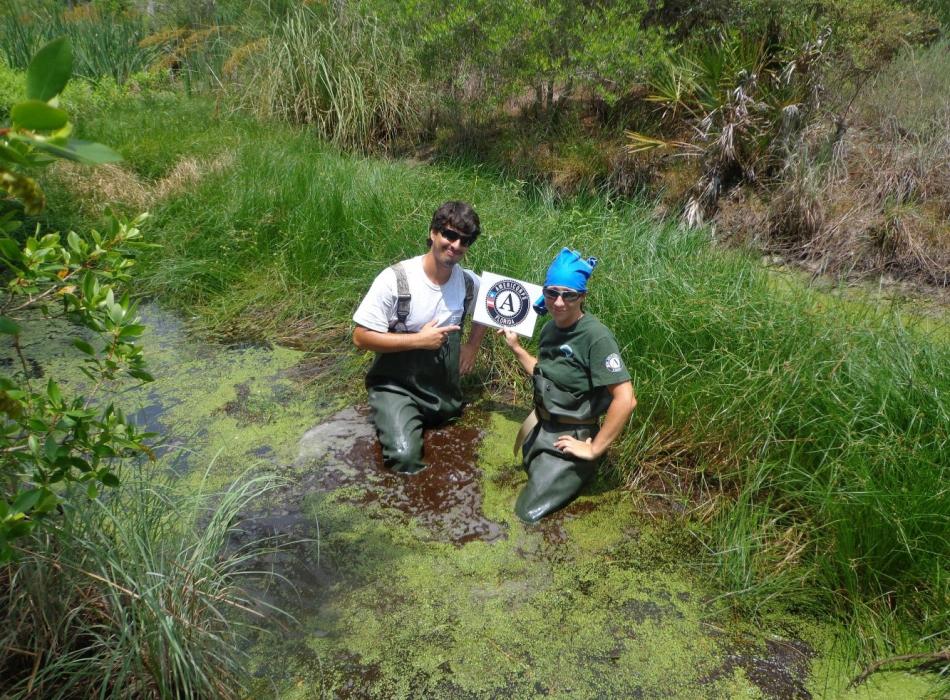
11, 305, 939, 699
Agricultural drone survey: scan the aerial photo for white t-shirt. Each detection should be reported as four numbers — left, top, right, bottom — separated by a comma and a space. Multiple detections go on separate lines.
352, 255, 480, 333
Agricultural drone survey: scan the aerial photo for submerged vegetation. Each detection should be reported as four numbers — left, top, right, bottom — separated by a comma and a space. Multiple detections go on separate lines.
1, 0, 947, 695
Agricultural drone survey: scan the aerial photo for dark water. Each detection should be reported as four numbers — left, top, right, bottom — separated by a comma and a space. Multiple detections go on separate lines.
320, 406, 505, 545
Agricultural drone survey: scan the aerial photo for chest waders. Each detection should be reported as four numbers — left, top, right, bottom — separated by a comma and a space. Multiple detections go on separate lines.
366, 263, 474, 474
514, 369, 610, 522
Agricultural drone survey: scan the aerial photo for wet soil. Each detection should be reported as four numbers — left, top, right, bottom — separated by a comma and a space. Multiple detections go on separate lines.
292, 405, 506, 546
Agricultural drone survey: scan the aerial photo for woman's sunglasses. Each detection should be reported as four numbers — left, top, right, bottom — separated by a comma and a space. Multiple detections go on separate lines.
542, 287, 583, 302
439, 227, 477, 247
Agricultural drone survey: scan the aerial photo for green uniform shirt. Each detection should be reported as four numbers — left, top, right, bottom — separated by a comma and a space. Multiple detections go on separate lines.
536, 313, 631, 404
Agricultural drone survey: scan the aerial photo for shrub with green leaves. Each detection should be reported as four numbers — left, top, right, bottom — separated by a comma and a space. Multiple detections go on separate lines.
1, 38, 151, 561
628, 29, 830, 225
399, 0, 667, 113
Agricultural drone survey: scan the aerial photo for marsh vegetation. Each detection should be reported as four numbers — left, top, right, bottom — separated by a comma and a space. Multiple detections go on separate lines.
1, 0, 947, 696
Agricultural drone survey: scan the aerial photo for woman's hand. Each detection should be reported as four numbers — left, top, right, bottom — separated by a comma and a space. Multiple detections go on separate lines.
497, 328, 521, 351
554, 435, 597, 460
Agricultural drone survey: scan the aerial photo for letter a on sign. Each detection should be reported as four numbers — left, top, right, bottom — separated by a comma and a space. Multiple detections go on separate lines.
498, 293, 517, 312
472, 271, 543, 337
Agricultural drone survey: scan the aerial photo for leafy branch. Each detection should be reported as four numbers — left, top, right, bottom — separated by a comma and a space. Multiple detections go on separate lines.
0, 37, 153, 561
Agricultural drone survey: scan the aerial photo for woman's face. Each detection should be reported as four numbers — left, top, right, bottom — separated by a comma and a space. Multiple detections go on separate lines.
543, 286, 586, 328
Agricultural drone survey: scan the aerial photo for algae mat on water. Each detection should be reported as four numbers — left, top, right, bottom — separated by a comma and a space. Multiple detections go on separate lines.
7, 306, 939, 699
253, 407, 825, 699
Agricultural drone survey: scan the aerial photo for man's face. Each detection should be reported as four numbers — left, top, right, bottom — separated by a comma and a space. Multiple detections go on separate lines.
429, 226, 475, 267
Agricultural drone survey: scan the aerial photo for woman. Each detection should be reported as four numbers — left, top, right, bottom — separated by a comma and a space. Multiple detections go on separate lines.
501, 248, 636, 522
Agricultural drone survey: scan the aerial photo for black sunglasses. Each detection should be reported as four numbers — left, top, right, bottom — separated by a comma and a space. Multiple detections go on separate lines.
439, 227, 477, 246
542, 287, 583, 302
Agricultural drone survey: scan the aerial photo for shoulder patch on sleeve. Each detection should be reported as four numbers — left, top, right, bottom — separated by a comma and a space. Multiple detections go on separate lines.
605, 353, 623, 372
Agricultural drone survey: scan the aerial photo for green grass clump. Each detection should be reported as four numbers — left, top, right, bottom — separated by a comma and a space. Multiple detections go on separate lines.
226, 3, 425, 153
0, 4, 154, 85
0, 468, 285, 699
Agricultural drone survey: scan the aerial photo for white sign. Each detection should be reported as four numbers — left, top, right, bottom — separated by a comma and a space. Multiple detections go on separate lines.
472, 271, 543, 338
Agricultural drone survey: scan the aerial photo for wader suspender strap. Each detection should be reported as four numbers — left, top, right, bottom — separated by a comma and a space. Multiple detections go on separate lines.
389, 263, 411, 333
388, 264, 475, 333
513, 409, 539, 456
462, 272, 474, 327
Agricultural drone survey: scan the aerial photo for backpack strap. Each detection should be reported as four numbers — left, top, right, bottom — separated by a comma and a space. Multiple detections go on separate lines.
389, 263, 411, 333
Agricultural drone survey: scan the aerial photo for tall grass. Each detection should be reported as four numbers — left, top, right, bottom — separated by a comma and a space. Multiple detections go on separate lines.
0, 467, 285, 698
226, 4, 425, 152
54, 93, 949, 655
0, 4, 154, 85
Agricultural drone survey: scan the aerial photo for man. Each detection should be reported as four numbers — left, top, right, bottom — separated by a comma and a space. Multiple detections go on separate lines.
353, 201, 487, 474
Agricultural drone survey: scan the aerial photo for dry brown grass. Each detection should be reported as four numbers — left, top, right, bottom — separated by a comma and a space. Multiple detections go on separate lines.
616, 425, 739, 523
715, 41, 950, 287
51, 154, 233, 216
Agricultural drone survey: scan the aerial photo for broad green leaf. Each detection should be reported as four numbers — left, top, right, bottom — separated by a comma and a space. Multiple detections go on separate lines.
66, 230, 82, 253
49, 139, 123, 165
5, 521, 32, 538
11, 488, 42, 515
34, 490, 59, 513
46, 379, 62, 405
118, 324, 146, 339
61, 139, 123, 164
0, 143, 29, 166
72, 338, 95, 355
44, 434, 59, 462
86, 482, 98, 499
26, 38, 73, 101
69, 456, 92, 472
0, 317, 20, 335
15, 135, 122, 165
0, 237, 22, 263
98, 471, 120, 488
108, 303, 125, 325
81, 271, 96, 300
11, 101, 69, 131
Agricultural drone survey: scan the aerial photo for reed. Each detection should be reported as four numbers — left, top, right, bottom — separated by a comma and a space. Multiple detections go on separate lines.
226, 4, 425, 152
0, 5, 153, 85
0, 467, 286, 699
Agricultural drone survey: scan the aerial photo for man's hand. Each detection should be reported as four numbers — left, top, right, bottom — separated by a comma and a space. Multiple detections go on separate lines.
354, 322, 459, 353
554, 435, 597, 460
415, 319, 460, 350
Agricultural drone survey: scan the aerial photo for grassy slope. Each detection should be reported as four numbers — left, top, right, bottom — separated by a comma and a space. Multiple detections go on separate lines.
45, 91, 949, 656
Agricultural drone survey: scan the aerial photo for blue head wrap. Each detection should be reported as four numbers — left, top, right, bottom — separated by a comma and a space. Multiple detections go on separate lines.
533, 247, 598, 315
